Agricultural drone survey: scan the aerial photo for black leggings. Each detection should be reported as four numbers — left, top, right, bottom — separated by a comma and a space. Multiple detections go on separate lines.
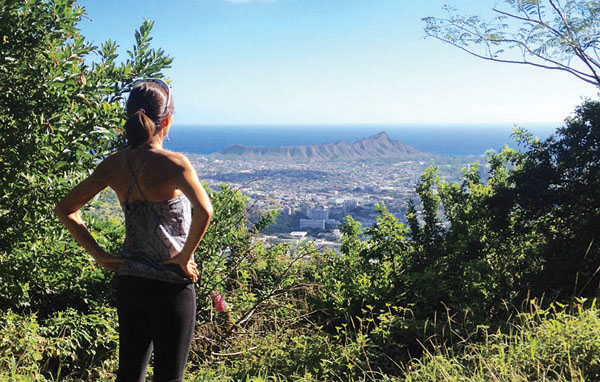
115, 275, 196, 382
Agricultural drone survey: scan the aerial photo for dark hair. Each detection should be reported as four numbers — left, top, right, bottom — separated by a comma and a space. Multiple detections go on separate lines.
125, 80, 174, 148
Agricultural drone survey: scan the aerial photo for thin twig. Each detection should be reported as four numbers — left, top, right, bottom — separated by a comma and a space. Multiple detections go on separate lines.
211, 346, 258, 357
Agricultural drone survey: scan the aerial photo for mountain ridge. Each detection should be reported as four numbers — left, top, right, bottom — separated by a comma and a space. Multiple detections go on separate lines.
218, 131, 431, 161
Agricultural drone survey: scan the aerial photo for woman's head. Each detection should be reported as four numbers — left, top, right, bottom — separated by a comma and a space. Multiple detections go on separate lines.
125, 79, 174, 148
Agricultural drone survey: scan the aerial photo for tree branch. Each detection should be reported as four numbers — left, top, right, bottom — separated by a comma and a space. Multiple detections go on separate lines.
547, 0, 600, 84
426, 33, 598, 85
493, 36, 594, 78
425, 1, 600, 86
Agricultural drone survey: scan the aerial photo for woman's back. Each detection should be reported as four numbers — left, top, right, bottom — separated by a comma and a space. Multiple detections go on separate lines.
104, 147, 188, 204
98, 147, 196, 283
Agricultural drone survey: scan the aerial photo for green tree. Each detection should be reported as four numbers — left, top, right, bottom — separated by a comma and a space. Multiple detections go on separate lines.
493, 100, 600, 299
423, 0, 600, 86
422, 0, 600, 304
406, 166, 443, 270
0, 0, 172, 311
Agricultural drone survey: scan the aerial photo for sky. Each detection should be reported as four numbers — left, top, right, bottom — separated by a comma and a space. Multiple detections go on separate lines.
77, 0, 598, 126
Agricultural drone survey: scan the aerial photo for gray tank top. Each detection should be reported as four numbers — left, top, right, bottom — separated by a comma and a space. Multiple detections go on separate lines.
116, 150, 193, 283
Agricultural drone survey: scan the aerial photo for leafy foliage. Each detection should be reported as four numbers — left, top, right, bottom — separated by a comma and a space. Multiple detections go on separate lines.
423, 0, 600, 86
0, 0, 172, 312
0, 307, 118, 381
493, 100, 600, 299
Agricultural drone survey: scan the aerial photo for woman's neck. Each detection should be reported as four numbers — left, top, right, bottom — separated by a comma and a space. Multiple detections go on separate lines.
131, 140, 163, 152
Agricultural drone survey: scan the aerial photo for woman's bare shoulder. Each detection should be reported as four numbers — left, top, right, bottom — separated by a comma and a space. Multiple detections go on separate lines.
156, 149, 194, 170
94, 150, 125, 177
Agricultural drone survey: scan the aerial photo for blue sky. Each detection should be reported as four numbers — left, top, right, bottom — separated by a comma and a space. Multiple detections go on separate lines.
78, 0, 598, 125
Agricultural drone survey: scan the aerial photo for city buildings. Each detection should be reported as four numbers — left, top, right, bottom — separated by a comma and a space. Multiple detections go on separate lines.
187, 154, 482, 248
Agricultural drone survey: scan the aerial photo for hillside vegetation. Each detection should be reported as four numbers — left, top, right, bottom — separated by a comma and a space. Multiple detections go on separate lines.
1, 1, 599, 381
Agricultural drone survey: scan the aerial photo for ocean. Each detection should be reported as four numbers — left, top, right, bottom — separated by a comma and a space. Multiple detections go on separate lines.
163, 123, 558, 157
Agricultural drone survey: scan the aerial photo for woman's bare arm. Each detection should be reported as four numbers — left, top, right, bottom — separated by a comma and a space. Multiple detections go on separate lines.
54, 158, 123, 271
162, 154, 213, 281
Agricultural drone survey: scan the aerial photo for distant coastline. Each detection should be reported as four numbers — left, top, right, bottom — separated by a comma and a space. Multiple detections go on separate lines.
164, 123, 557, 157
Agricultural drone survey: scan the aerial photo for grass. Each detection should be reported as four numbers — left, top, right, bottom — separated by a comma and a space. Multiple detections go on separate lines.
404, 299, 600, 382
1, 300, 598, 381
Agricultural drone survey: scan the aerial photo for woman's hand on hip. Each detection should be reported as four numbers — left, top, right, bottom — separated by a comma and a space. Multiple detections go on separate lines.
95, 251, 124, 272
162, 253, 198, 282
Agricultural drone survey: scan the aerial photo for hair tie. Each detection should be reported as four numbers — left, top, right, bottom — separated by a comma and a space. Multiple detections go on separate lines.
137, 108, 146, 115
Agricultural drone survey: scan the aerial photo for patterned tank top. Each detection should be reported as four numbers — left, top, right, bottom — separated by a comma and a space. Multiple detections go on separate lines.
116, 149, 193, 283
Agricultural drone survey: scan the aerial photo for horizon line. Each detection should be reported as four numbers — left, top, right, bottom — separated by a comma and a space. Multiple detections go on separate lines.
172, 121, 561, 127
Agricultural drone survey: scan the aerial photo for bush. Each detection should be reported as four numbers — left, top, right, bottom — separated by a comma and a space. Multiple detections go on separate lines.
0, 0, 172, 312
0, 308, 118, 381
190, 326, 394, 381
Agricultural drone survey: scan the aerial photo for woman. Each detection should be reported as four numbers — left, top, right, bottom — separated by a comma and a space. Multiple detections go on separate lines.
55, 78, 213, 382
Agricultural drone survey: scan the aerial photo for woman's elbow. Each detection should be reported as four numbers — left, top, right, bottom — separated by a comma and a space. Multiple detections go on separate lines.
196, 201, 214, 221
204, 203, 214, 220
54, 200, 75, 223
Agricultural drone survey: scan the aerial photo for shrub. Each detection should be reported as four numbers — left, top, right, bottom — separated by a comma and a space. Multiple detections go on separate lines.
0, 0, 171, 312
0, 308, 118, 381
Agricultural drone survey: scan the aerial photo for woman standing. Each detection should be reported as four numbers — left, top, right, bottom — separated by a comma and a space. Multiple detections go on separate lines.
55, 79, 213, 382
